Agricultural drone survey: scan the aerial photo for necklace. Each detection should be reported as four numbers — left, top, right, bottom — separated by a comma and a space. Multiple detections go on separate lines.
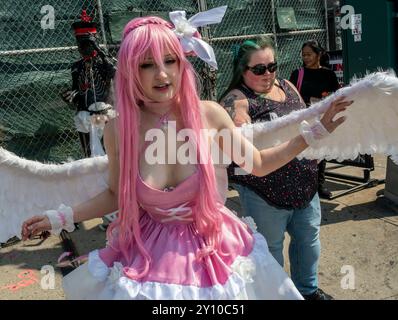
141, 107, 174, 132
140, 97, 181, 132
158, 111, 172, 131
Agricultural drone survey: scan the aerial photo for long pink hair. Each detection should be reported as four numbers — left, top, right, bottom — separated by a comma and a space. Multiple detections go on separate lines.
107, 16, 224, 280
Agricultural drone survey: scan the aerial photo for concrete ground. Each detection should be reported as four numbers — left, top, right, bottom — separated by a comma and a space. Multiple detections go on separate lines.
0, 155, 397, 300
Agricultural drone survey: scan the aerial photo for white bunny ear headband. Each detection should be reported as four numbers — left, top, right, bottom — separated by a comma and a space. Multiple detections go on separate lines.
122, 6, 227, 69
169, 5, 227, 69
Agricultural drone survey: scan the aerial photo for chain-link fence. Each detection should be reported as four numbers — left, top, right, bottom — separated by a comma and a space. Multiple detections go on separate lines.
0, 0, 327, 163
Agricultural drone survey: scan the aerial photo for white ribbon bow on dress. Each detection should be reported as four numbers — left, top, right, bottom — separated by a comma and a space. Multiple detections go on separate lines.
169, 5, 227, 69
156, 201, 194, 223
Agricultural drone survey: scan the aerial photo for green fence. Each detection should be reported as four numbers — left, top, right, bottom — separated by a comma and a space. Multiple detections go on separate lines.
0, 0, 328, 162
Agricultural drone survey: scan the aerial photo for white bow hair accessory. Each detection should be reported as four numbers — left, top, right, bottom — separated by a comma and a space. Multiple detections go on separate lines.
169, 5, 227, 69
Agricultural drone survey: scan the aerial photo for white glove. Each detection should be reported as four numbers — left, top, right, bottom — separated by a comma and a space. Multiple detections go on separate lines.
44, 204, 75, 235
299, 119, 330, 147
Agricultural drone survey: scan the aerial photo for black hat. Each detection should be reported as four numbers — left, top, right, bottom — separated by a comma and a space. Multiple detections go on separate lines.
72, 10, 97, 36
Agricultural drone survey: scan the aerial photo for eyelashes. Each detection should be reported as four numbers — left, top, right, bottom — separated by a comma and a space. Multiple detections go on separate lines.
140, 63, 153, 69
139, 59, 177, 69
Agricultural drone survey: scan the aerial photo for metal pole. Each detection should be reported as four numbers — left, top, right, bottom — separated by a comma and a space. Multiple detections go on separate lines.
271, 0, 278, 50
0, 46, 79, 56
210, 29, 326, 43
197, 0, 209, 41
324, 0, 330, 51
96, 0, 108, 49
198, 0, 207, 12
197, 0, 216, 101
0, 44, 120, 57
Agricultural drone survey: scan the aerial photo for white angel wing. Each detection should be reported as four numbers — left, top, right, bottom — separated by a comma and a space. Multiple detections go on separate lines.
240, 71, 398, 165
0, 148, 109, 242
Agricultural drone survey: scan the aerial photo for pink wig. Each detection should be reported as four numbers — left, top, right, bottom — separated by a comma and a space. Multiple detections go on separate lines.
108, 16, 224, 280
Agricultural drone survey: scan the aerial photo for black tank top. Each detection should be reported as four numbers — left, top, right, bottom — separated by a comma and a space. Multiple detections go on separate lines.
228, 79, 318, 210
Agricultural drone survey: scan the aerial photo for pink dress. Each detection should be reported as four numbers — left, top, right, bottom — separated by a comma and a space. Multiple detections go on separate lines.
62, 170, 303, 300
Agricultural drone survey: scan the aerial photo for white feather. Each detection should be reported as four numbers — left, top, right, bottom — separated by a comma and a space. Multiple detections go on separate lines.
0, 148, 109, 242
240, 71, 398, 165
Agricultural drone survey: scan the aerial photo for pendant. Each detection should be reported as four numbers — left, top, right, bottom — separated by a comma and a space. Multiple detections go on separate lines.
160, 117, 169, 131
163, 186, 175, 192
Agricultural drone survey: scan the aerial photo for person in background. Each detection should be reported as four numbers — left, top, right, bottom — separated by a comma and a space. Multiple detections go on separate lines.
62, 9, 117, 157
289, 40, 340, 199
61, 10, 117, 230
219, 36, 346, 300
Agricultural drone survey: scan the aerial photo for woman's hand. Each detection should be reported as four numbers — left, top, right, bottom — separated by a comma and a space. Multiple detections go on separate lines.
320, 96, 353, 133
61, 89, 78, 104
21, 215, 51, 241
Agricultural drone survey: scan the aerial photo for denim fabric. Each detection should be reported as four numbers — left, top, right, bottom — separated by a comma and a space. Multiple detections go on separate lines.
232, 184, 321, 295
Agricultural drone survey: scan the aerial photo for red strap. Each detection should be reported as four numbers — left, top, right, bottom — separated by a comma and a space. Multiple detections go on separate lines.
74, 27, 97, 36
296, 67, 304, 92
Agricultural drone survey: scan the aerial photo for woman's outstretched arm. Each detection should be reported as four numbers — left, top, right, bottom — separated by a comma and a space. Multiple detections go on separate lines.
21, 119, 120, 240
204, 96, 352, 177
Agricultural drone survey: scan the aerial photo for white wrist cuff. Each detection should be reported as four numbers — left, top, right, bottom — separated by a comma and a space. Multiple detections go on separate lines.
44, 204, 75, 235
300, 120, 330, 147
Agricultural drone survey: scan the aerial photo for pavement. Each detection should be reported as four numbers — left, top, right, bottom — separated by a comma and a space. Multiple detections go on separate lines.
0, 155, 397, 300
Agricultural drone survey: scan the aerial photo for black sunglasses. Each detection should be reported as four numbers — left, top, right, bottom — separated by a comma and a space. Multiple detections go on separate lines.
246, 62, 278, 75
